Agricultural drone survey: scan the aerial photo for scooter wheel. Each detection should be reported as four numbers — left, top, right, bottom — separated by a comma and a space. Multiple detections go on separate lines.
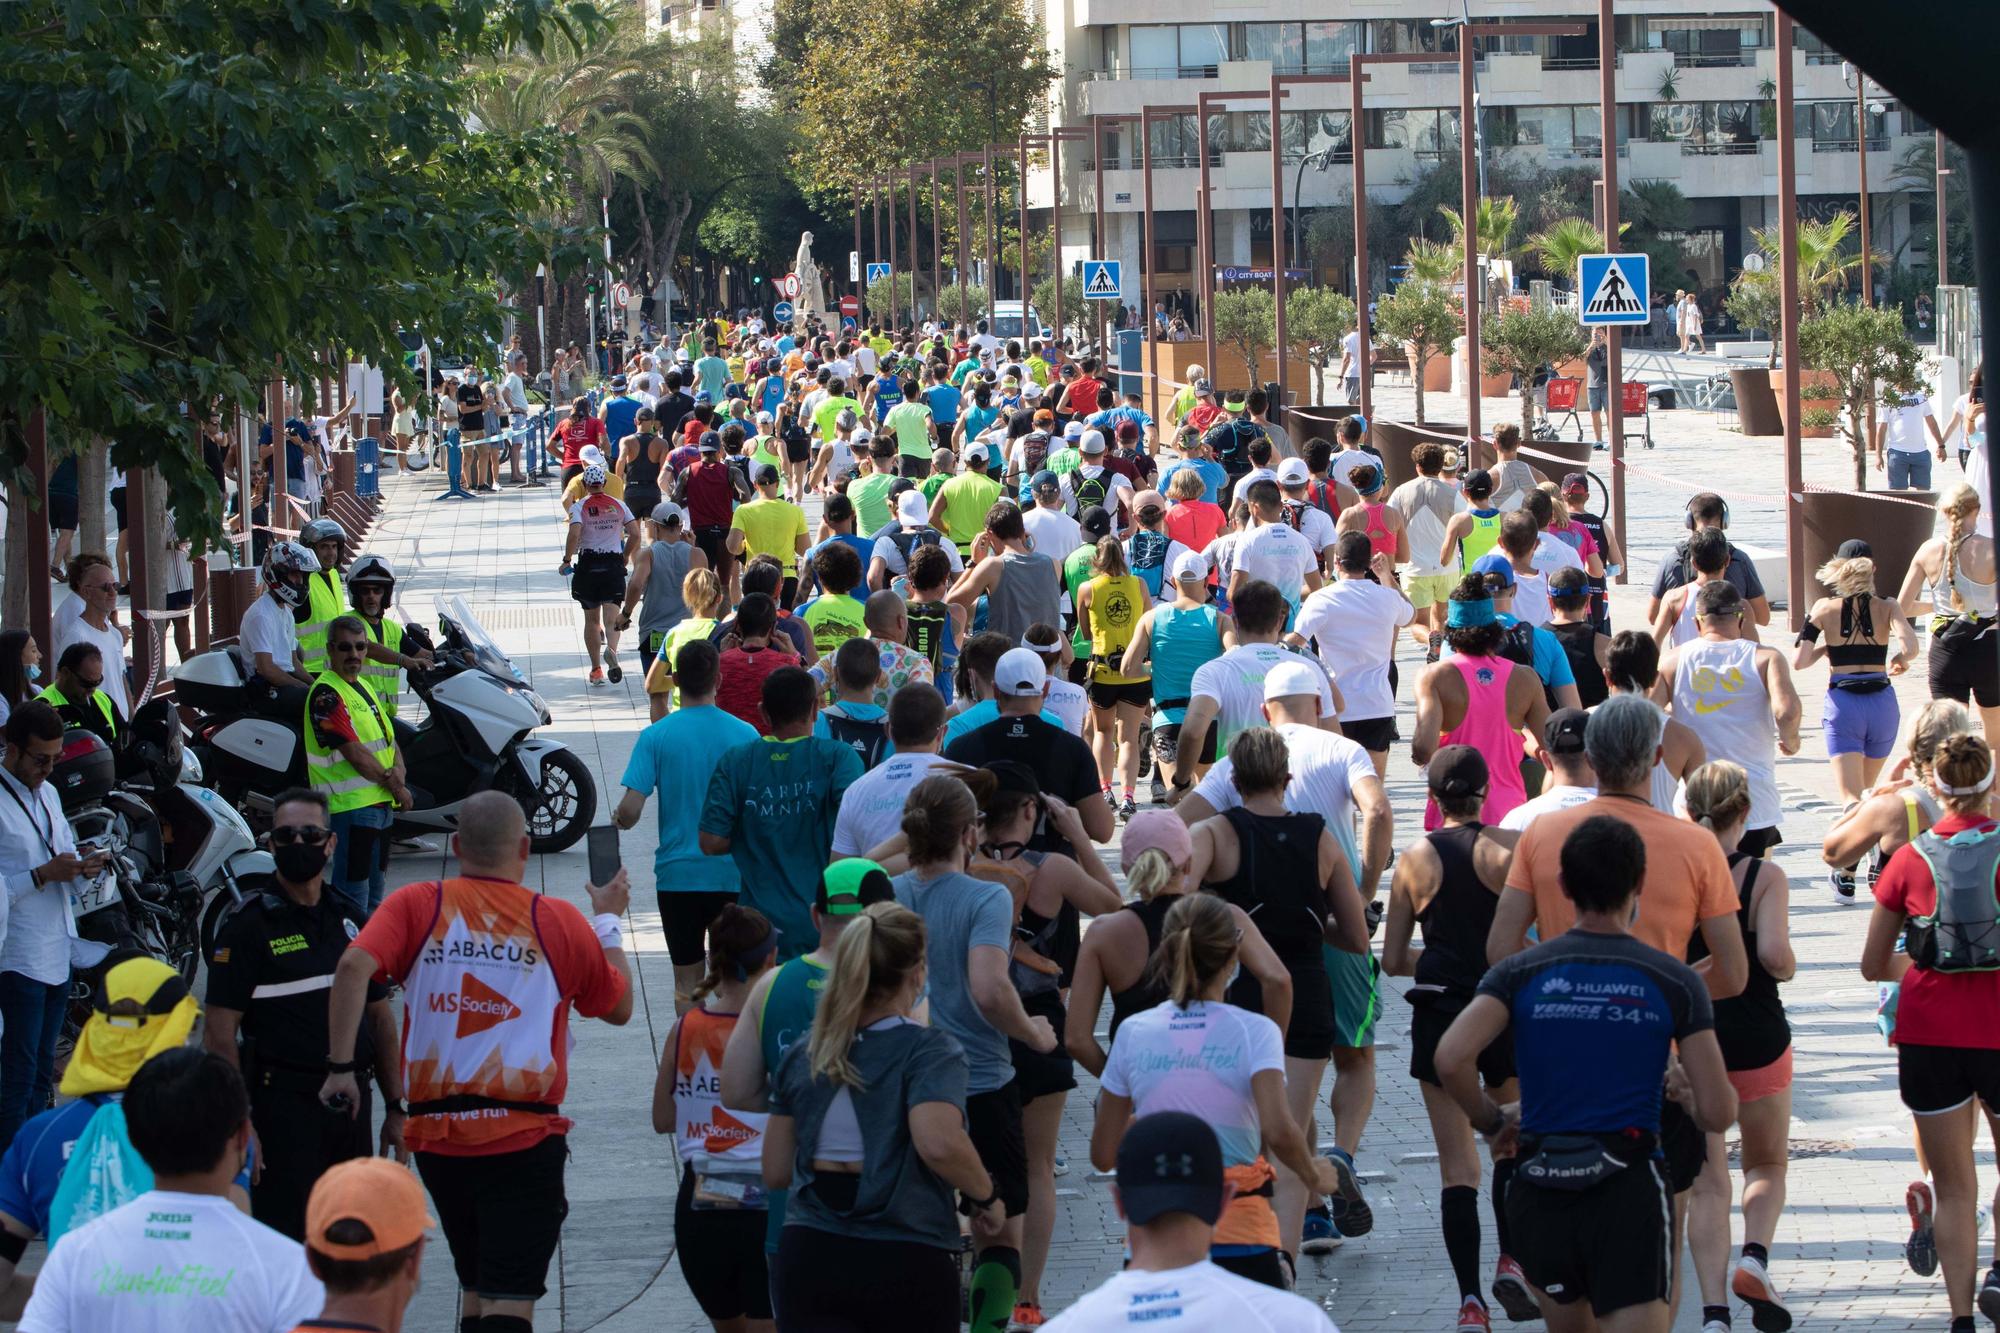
505, 747, 597, 855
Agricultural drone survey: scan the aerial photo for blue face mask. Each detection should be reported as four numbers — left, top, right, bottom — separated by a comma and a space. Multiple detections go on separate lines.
24, 664, 40, 683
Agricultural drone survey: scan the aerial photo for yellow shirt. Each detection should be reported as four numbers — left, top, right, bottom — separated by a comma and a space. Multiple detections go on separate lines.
560, 472, 626, 509
936, 473, 1002, 554
1086, 573, 1150, 685
731, 496, 808, 564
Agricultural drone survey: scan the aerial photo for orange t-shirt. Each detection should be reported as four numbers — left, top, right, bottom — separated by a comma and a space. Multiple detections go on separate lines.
1503, 794, 1739, 954
354, 875, 628, 1156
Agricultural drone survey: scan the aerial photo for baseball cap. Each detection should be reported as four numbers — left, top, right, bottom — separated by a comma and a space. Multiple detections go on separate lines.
1836, 538, 1873, 559
1561, 471, 1590, 495
1544, 707, 1590, 756
1463, 467, 1495, 497
725, 383, 748, 401
754, 463, 781, 487
965, 441, 989, 464
755, 410, 775, 424
1428, 745, 1489, 799
1080, 505, 1112, 538
1116, 1111, 1226, 1226
1116, 419, 1140, 443
992, 647, 1048, 697
698, 430, 720, 453
581, 463, 607, 486
1063, 421, 1086, 442
1471, 552, 1515, 588
579, 443, 606, 468
1023, 381, 1045, 399
1170, 549, 1209, 584
1132, 489, 1166, 518
1276, 458, 1310, 487
692, 389, 712, 406
1262, 659, 1324, 703
1031, 469, 1061, 494
1080, 430, 1107, 455
650, 500, 686, 526
306, 1158, 435, 1261
853, 427, 873, 444
609, 374, 629, 390
1192, 378, 1214, 397
897, 490, 930, 526
1121, 810, 1192, 873
818, 858, 895, 917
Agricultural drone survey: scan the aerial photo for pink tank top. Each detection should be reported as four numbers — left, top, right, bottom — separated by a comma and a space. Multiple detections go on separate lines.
1362, 502, 1396, 560
1423, 655, 1529, 831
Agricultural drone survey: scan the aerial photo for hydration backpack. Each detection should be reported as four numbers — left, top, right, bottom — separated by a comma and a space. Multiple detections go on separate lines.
1129, 528, 1170, 599
820, 704, 891, 770
1071, 470, 1109, 514
1495, 623, 1560, 712
1907, 824, 2000, 973
890, 526, 945, 561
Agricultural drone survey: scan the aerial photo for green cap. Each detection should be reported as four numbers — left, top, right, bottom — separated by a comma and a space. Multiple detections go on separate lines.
818, 858, 894, 917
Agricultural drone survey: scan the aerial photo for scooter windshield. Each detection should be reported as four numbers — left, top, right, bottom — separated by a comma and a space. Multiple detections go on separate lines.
435, 595, 525, 684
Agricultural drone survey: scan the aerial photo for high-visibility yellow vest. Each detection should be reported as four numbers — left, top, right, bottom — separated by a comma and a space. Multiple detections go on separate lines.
298, 570, 346, 678
354, 613, 406, 718
34, 683, 116, 738
303, 671, 396, 815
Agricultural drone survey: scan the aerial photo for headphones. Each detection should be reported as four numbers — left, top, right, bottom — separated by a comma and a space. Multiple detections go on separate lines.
1683, 493, 1730, 532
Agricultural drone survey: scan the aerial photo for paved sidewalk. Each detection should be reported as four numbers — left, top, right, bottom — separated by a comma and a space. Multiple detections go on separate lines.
342, 374, 1986, 1332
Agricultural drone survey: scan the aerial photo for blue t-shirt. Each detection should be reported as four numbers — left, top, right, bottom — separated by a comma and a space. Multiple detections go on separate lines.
695, 356, 731, 402
942, 699, 1065, 748
620, 705, 760, 895
925, 385, 962, 427
1087, 405, 1152, 436
601, 395, 642, 461
892, 869, 1016, 1094
1476, 930, 1712, 1137
700, 736, 863, 955
0, 1095, 254, 1237
258, 418, 311, 484
1159, 458, 1226, 506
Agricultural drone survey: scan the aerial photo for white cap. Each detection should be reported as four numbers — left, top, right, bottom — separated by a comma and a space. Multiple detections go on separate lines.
1170, 550, 1209, 584
965, 441, 989, 463
1080, 429, 1107, 455
1277, 457, 1311, 486
1063, 421, 1086, 441
992, 648, 1049, 697
580, 444, 606, 468
1022, 381, 1045, 399
650, 500, 686, 526
1263, 659, 1324, 703
853, 428, 873, 444
897, 490, 930, 526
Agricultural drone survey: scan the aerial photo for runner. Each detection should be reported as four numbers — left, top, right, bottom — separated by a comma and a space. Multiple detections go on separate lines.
1176, 581, 1339, 763
560, 465, 640, 685
1334, 465, 1409, 572
1023, 471, 1085, 565
949, 502, 1063, 645
1498, 709, 1598, 833
1439, 470, 1504, 572
1381, 746, 1534, 1331
1391, 443, 1467, 660
1605, 630, 1709, 812
1291, 534, 1413, 775
1412, 575, 1550, 829
1077, 536, 1151, 816
1560, 472, 1621, 633
1652, 529, 1757, 649
1648, 494, 1773, 630
619, 501, 706, 682
1795, 543, 1921, 809
931, 443, 1004, 556
1120, 552, 1231, 803
1544, 569, 1608, 708
1899, 482, 2000, 740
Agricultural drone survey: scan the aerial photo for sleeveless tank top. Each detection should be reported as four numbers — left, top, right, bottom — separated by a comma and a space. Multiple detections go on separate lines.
1361, 502, 1396, 561
988, 549, 1060, 644
1674, 637, 1780, 830
1087, 573, 1149, 684
1204, 808, 1330, 989
1931, 556, 1999, 619
903, 600, 959, 703
1493, 459, 1539, 510
1651, 757, 1680, 814
625, 433, 665, 497
674, 1006, 767, 1168
1150, 604, 1222, 722
1412, 822, 1496, 1001
1106, 896, 1178, 1047
1424, 656, 1528, 830
1547, 620, 1606, 708
639, 540, 694, 638
1688, 852, 1791, 1071
1670, 581, 1703, 645
1460, 509, 1503, 568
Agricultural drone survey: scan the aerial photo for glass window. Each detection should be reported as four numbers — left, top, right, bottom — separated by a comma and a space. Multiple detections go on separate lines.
1146, 113, 1199, 166
1368, 108, 1458, 156
1243, 23, 1304, 71
1178, 23, 1228, 73
1131, 25, 1176, 76
1304, 21, 1360, 71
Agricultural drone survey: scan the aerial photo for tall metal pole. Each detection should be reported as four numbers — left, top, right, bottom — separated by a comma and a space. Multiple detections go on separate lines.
1019, 134, 1031, 331
1196, 101, 1217, 378
955, 156, 971, 324
1856, 76, 1873, 307
887, 176, 900, 331
1269, 74, 1359, 408
24, 408, 52, 661
1353, 76, 1372, 424
984, 146, 998, 303
1094, 116, 1108, 358
930, 160, 944, 326
852, 187, 863, 311
1776, 13, 1806, 630
1051, 132, 1064, 350
1599, 0, 1626, 576
907, 165, 921, 326
1459, 37, 1483, 448
1143, 110, 1159, 418
1938, 129, 1952, 285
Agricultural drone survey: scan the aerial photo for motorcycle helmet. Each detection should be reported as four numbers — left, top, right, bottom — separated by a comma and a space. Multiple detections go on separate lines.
346, 554, 397, 592
262, 540, 321, 608
298, 517, 347, 561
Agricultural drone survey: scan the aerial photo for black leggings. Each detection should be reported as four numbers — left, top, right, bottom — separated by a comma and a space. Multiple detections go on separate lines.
773, 1226, 960, 1332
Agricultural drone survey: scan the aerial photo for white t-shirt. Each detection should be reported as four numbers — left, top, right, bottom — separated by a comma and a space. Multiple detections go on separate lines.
569, 494, 636, 555
54, 614, 130, 721
1232, 521, 1318, 608
1340, 329, 1362, 371
1045, 677, 1090, 737
1510, 570, 1552, 629
853, 345, 879, 376
970, 333, 1002, 357
1883, 396, 1932, 453
1046, 1260, 1338, 1333
1023, 505, 1085, 566
1293, 579, 1414, 721
869, 531, 965, 578
1188, 644, 1336, 757
1498, 783, 1599, 832
18, 1189, 322, 1333
1205, 531, 1242, 589
1531, 531, 1585, 576
236, 594, 300, 680
1191, 722, 1376, 858
1326, 449, 1377, 490
1282, 501, 1339, 555
1100, 1001, 1283, 1166
832, 751, 955, 857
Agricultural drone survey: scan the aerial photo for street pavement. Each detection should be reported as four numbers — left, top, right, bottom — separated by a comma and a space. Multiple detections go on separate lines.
303, 364, 1984, 1331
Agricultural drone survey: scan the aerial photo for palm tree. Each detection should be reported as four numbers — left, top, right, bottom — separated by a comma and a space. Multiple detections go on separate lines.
1403, 237, 1462, 283
1439, 196, 1519, 261
1527, 218, 1608, 288
1750, 212, 1867, 314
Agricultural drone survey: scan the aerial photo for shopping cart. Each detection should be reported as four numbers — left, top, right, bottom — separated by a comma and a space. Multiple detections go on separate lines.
1542, 376, 1583, 441
1621, 380, 1653, 450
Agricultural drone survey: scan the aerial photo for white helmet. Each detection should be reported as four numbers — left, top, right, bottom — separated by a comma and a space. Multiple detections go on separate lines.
346, 554, 397, 592
262, 541, 321, 607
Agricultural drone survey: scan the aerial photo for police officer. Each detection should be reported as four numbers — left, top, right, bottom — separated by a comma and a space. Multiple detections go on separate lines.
34, 642, 117, 746
203, 786, 405, 1242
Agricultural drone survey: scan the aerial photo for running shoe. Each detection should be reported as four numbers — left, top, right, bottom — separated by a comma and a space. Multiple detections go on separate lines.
605, 653, 623, 684
1490, 1255, 1538, 1322
1052, 1155, 1068, 1178
1150, 775, 1167, 806
1730, 1253, 1792, 1332
1980, 1266, 2000, 1324
1701, 1322, 1729, 1333
1907, 1179, 1939, 1276
1103, 789, 1117, 809
1118, 796, 1138, 820
1300, 1205, 1337, 1255
588, 666, 606, 686
1010, 1301, 1045, 1329
1828, 865, 1857, 905
1324, 1147, 1374, 1236
1456, 1296, 1492, 1333
1426, 630, 1444, 665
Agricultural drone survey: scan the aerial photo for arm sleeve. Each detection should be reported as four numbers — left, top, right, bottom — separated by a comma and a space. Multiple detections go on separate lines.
827, 746, 864, 817
906, 1029, 969, 1111
970, 883, 1014, 954
1503, 826, 1541, 896
267, 1247, 325, 1333
1188, 658, 1223, 705
548, 899, 629, 1019
0, 1133, 39, 1235
1734, 551, 1767, 600
699, 751, 742, 840
1533, 632, 1576, 688
1098, 1039, 1131, 1097
308, 683, 357, 750
14, 1231, 69, 1332
351, 885, 433, 985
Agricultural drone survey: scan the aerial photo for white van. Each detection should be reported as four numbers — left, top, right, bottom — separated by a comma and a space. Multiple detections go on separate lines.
988, 300, 1051, 342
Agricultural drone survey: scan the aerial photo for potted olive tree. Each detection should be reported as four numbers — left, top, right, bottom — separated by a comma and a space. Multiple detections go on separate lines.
1722, 268, 1782, 435
1481, 306, 1587, 438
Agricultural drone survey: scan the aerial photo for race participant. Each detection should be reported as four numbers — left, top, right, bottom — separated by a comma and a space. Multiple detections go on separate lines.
1438, 469, 1504, 572
1292, 533, 1414, 775
848, 436, 902, 533
1184, 728, 1371, 1264
1484, 425, 1546, 511
892, 776, 1059, 1333
1124, 490, 1190, 604
1176, 581, 1339, 763
797, 491, 873, 603
292, 1157, 434, 1333
903, 545, 966, 695
1077, 536, 1151, 815
829, 685, 952, 857
1794, 542, 1920, 807
1023, 471, 1085, 566
559, 464, 641, 685
1655, 582, 1802, 859
1560, 473, 1621, 632
1059, 432, 1134, 535
948, 502, 1063, 646
1272, 459, 1339, 569
1497, 709, 1597, 833
1437, 814, 1737, 1333
1899, 481, 2000, 740
1381, 746, 1534, 1330
763, 900, 996, 1331
304, 616, 407, 914
1491, 511, 1552, 629
1825, 699, 1981, 917
1088, 893, 1342, 1292
650, 905, 779, 1333
1412, 575, 1550, 829
870, 489, 963, 591
930, 442, 1003, 556
1390, 442, 1467, 659
617, 408, 668, 519
795, 543, 871, 660
1333, 465, 1409, 571
1544, 568, 1608, 708
321, 792, 633, 1333
1605, 630, 1707, 812
619, 501, 707, 681
1159, 432, 1226, 509
1120, 552, 1231, 803
727, 465, 807, 604
1652, 529, 1759, 649
1647, 493, 1773, 630
1862, 732, 2000, 1331
553, 396, 609, 489
344, 556, 429, 721
677, 430, 753, 599
1682, 762, 1799, 1333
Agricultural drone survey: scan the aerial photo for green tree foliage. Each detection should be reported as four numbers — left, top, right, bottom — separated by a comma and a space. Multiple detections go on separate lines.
1481, 308, 1587, 435
936, 285, 992, 326
1799, 303, 1926, 490
1723, 270, 1782, 368
1526, 219, 1610, 287
1751, 213, 1868, 316
1029, 276, 1087, 344
1403, 239, 1463, 284
1286, 289, 1357, 406
1212, 289, 1278, 389
1374, 281, 1463, 426
0, 0, 597, 544
1440, 197, 1519, 262
1619, 178, 1693, 290
866, 273, 919, 324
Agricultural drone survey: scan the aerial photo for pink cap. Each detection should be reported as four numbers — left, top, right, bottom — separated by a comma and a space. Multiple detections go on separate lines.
1121, 810, 1193, 872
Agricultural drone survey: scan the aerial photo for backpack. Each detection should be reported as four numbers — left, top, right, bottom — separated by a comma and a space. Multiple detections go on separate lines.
820, 704, 890, 770
1305, 478, 1341, 520
890, 525, 945, 561
1495, 623, 1560, 712
1129, 528, 1170, 599
1014, 436, 1050, 502
1906, 824, 2000, 973
1071, 470, 1109, 514
48, 1101, 152, 1245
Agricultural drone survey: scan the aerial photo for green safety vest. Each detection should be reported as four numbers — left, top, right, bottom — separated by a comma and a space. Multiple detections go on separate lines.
303, 671, 397, 814
354, 613, 405, 718
297, 570, 346, 678
34, 683, 116, 738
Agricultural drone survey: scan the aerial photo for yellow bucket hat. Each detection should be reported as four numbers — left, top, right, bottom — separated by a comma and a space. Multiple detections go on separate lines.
58, 955, 198, 1098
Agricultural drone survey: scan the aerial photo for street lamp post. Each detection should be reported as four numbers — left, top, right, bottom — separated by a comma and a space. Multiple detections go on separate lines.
1141, 105, 1196, 420
1597, 0, 1626, 576
1019, 134, 1035, 331
1269, 73, 1362, 408
907, 163, 922, 325
885, 175, 900, 331
954, 154, 973, 324
1938, 130, 1953, 285
1349, 52, 1441, 426
929, 159, 945, 325
984, 145, 999, 302
1776, 13, 1806, 628
852, 186, 863, 311
1842, 62, 1885, 307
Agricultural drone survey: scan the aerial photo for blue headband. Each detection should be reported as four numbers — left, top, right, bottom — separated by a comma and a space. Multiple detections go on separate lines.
1447, 597, 1497, 628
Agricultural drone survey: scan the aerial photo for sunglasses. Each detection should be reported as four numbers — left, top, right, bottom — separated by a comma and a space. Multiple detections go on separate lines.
270, 826, 331, 847
330, 641, 369, 655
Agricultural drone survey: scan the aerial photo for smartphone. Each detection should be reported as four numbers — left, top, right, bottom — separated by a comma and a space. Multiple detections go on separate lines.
586, 825, 622, 886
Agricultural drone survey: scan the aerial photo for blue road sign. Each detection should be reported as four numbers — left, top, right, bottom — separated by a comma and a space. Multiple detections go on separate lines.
772, 300, 795, 324
1082, 259, 1122, 300
866, 262, 892, 285
1577, 253, 1650, 326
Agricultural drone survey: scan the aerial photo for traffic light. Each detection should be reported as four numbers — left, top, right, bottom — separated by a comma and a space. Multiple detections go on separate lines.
753, 275, 762, 286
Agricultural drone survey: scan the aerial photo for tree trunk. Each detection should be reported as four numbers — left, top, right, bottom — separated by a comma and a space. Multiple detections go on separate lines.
1520, 388, 1536, 440
1, 479, 29, 630
1414, 354, 1427, 426
1850, 410, 1868, 491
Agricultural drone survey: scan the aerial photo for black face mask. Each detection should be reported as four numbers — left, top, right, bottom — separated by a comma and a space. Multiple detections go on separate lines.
273, 841, 330, 885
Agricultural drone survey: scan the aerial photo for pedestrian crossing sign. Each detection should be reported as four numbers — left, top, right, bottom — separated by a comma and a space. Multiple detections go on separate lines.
866, 262, 892, 285
1083, 260, 1122, 300
1577, 253, 1650, 326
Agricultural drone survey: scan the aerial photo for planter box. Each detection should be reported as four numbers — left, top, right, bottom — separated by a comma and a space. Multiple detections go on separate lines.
1408, 344, 1452, 393
1373, 420, 1466, 492
1775, 367, 1840, 439
1286, 404, 1363, 444
1731, 368, 1782, 437
1802, 489, 1937, 606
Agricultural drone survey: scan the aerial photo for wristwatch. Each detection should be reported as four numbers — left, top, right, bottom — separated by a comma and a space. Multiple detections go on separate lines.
382, 1097, 409, 1116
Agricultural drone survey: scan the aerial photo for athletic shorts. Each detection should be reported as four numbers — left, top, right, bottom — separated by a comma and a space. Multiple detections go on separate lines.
110, 486, 129, 532
1407, 998, 1516, 1088
675, 1165, 771, 1321
1507, 1154, 1673, 1318
1152, 721, 1218, 766
1328, 946, 1381, 1048
1007, 990, 1076, 1102
570, 553, 626, 609
561, 463, 584, 490
416, 1134, 567, 1301
1929, 615, 2000, 709
1232, 966, 1335, 1061
47, 492, 78, 533
899, 454, 930, 479
785, 436, 813, 464
1727, 1046, 1793, 1104
1088, 679, 1151, 711
1898, 1042, 2000, 1116
1822, 677, 1898, 759
165, 589, 193, 612
1587, 384, 1607, 413
1342, 715, 1397, 755
658, 890, 738, 969
1405, 572, 1456, 610
965, 1081, 1030, 1217
1659, 1099, 1706, 1194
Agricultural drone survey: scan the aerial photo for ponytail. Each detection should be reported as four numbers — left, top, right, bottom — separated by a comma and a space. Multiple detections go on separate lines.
1146, 893, 1239, 1007
689, 904, 777, 1003
809, 903, 927, 1090
1941, 482, 1981, 615
1682, 760, 1751, 834
1124, 847, 1177, 902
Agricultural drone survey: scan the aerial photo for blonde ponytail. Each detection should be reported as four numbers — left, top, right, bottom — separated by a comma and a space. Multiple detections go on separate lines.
1940, 482, 1981, 614
1683, 760, 1751, 833
1146, 893, 1238, 1007
809, 903, 927, 1090
1124, 847, 1177, 902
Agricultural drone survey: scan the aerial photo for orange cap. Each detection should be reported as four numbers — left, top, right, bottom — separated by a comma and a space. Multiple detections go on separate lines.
305, 1158, 436, 1259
